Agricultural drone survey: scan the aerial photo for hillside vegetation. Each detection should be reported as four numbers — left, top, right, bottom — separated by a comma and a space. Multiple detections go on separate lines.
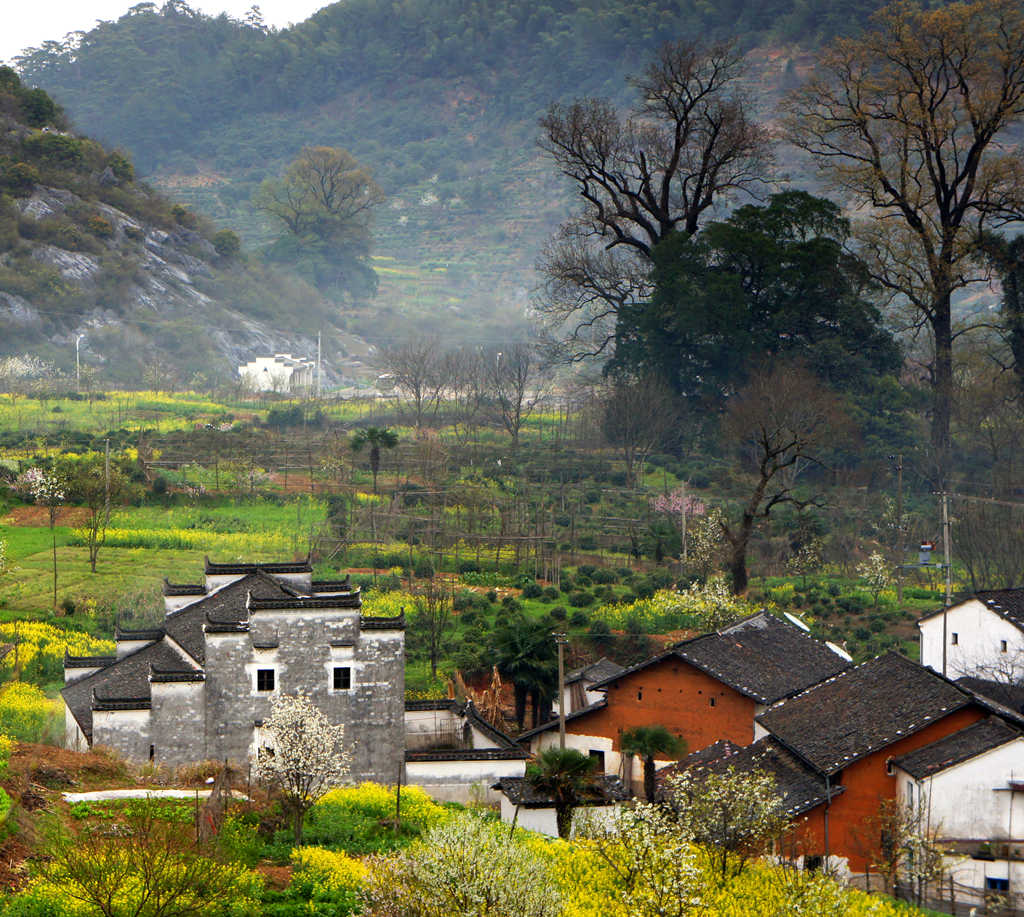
0, 67, 373, 384
11, 0, 893, 345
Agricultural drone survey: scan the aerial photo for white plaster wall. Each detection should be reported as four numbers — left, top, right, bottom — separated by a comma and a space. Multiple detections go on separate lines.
64, 665, 104, 684
92, 708, 151, 760
919, 600, 1024, 677
116, 639, 151, 659
535, 730, 621, 777
895, 739, 1024, 840
163, 594, 205, 613
497, 798, 623, 837
64, 704, 87, 751
406, 758, 526, 803
941, 855, 1023, 900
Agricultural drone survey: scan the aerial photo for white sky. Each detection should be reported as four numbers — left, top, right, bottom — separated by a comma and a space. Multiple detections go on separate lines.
1, 1, 329, 65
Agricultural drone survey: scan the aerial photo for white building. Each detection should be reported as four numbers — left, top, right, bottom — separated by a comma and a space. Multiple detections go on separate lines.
918, 589, 1024, 680
891, 717, 1024, 903
238, 354, 315, 394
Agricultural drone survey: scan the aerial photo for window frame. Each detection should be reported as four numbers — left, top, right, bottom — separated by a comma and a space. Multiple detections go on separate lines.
256, 668, 276, 693
333, 666, 352, 691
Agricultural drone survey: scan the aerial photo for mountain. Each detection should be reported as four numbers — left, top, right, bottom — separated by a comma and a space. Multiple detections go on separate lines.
11, 0, 888, 349
0, 67, 374, 386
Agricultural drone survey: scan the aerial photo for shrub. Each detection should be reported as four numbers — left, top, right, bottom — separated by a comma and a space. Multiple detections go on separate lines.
413, 557, 434, 579
541, 586, 560, 602
85, 215, 113, 238
568, 590, 595, 608
592, 568, 618, 584
213, 228, 241, 258
549, 606, 567, 621
570, 611, 590, 628
458, 560, 481, 574
827, 583, 841, 597
107, 151, 134, 182
521, 582, 543, 599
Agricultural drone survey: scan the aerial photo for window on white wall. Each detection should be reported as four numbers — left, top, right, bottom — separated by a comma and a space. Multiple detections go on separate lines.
951, 632, 958, 645
256, 669, 276, 692
1001, 640, 1008, 653
333, 666, 352, 690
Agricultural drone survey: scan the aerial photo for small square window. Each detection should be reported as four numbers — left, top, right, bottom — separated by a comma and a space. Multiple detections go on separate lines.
951, 632, 958, 645
333, 666, 352, 690
1001, 640, 1008, 653
709, 697, 717, 707
256, 669, 275, 692
986, 877, 1009, 892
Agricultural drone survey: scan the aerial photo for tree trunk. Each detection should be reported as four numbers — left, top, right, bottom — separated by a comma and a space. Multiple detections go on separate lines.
51, 519, 58, 609
293, 807, 303, 845
931, 290, 953, 489
728, 524, 752, 596
643, 755, 656, 803
514, 683, 528, 729
555, 801, 573, 839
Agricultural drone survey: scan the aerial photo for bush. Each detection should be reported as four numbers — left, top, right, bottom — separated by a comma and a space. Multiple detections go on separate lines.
413, 557, 434, 579
550, 605, 567, 621
568, 590, 595, 608
541, 586, 560, 602
570, 611, 590, 628
521, 582, 543, 599
212, 228, 241, 258
827, 583, 841, 597
458, 560, 480, 574
592, 568, 618, 585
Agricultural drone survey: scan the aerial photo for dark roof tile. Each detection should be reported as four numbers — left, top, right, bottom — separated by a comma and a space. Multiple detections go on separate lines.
919, 588, 1024, 630
756, 652, 972, 775
656, 736, 845, 818
492, 774, 629, 807
892, 718, 1021, 779
956, 677, 1024, 715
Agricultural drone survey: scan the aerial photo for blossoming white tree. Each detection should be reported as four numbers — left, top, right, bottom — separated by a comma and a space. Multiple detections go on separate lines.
18, 467, 65, 609
251, 693, 351, 844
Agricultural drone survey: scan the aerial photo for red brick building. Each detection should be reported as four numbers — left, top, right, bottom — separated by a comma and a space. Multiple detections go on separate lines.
666, 652, 1024, 874
519, 612, 850, 787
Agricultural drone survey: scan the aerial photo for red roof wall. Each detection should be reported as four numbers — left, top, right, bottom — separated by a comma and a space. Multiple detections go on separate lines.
565, 656, 758, 753
790, 706, 985, 873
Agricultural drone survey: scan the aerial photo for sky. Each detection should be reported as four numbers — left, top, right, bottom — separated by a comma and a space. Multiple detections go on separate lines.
1, 0, 328, 65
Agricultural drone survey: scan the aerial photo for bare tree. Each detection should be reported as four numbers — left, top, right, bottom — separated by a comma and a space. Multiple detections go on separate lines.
785, 0, 1024, 484
537, 40, 772, 362
410, 579, 453, 679
721, 364, 847, 594
484, 344, 547, 447
600, 374, 679, 487
385, 339, 445, 429
443, 347, 487, 443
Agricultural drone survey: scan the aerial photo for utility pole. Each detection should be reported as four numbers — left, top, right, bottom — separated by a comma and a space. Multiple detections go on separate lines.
893, 454, 904, 605
75, 334, 84, 391
940, 491, 952, 678
316, 329, 322, 400
554, 632, 568, 749
680, 483, 687, 568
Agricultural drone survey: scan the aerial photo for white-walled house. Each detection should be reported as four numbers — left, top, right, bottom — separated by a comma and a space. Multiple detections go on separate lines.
892, 717, 1024, 902
492, 774, 630, 837
553, 657, 624, 715
238, 354, 315, 394
404, 699, 527, 803
918, 589, 1024, 680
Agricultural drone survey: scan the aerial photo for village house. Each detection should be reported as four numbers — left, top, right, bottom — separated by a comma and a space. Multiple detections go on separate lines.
891, 717, 1024, 904
689, 652, 1024, 878
492, 774, 630, 837
404, 698, 528, 803
62, 559, 405, 782
918, 588, 1024, 681
238, 354, 315, 394
518, 611, 851, 792
554, 657, 625, 715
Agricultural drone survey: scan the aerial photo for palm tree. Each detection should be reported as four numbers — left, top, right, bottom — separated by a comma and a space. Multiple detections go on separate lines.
492, 614, 557, 728
620, 725, 686, 802
350, 426, 398, 494
525, 748, 598, 839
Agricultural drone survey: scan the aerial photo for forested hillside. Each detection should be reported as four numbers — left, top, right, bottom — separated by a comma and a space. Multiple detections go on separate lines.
12, 0, 892, 346
0, 67, 373, 384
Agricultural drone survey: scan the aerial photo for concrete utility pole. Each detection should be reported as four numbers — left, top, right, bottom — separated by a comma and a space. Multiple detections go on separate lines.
316, 330, 322, 400
941, 491, 952, 678
892, 454, 904, 605
554, 632, 568, 749
75, 334, 85, 390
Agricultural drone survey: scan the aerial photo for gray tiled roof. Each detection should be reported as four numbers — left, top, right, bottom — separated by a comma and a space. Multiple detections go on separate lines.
492, 774, 629, 807
756, 652, 973, 775
656, 737, 845, 818
61, 640, 193, 742
590, 612, 849, 704
956, 677, 1024, 714
566, 657, 626, 686
892, 717, 1021, 779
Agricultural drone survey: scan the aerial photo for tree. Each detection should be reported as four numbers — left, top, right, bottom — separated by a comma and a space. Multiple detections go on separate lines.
492, 613, 557, 729
720, 364, 847, 594
350, 426, 398, 494
18, 467, 65, 609
40, 797, 259, 917
786, 0, 1024, 485
251, 693, 351, 844
525, 747, 598, 839
977, 232, 1024, 394
255, 146, 384, 297
385, 339, 445, 429
361, 815, 561, 917
601, 374, 679, 487
620, 725, 686, 802
857, 551, 892, 609
61, 452, 132, 573
484, 344, 545, 447
854, 797, 945, 900
576, 801, 704, 917
622, 192, 901, 401
537, 40, 772, 363
662, 765, 786, 884
409, 579, 452, 679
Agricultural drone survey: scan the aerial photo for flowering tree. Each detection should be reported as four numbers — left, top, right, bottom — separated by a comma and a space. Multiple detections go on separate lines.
578, 802, 704, 917
361, 815, 561, 917
18, 467, 65, 608
856, 551, 892, 609
662, 765, 786, 884
251, 693, 351, 844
